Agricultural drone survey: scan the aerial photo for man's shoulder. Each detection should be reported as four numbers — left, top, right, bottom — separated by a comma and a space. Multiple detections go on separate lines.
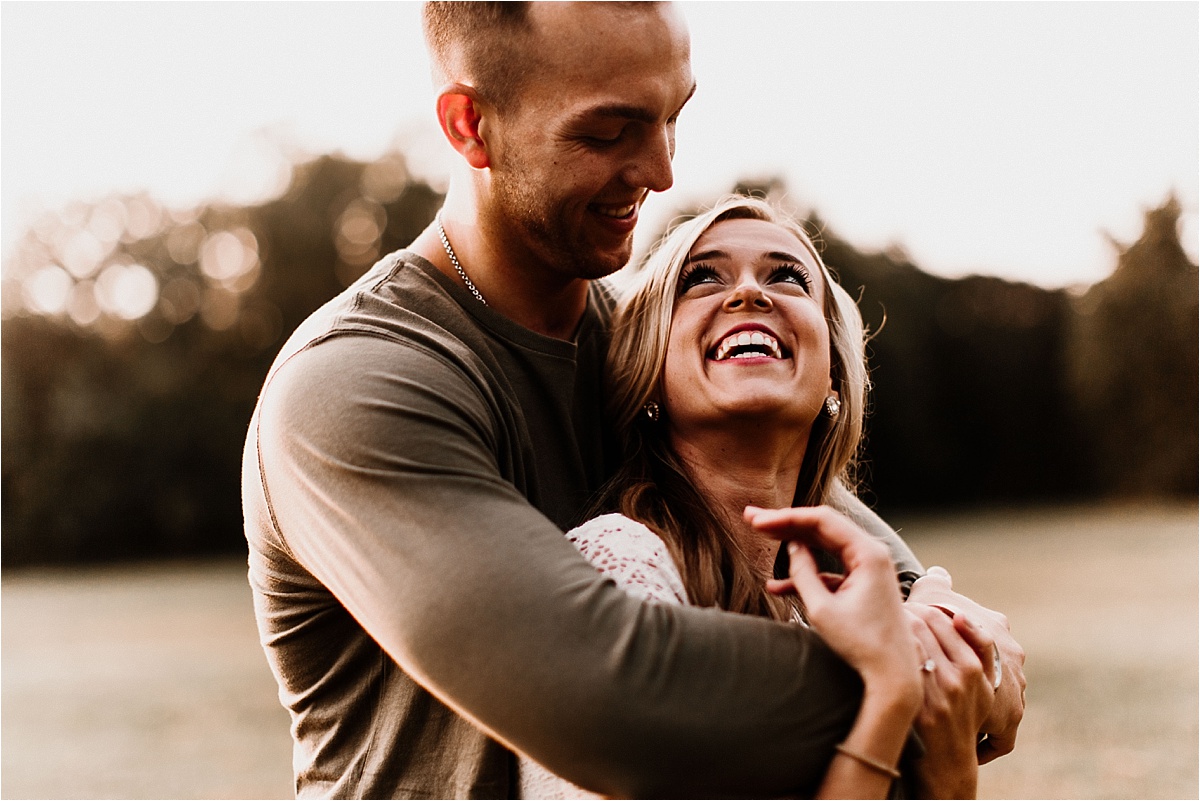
289, 250, 477, 348
267, 250, 495, 383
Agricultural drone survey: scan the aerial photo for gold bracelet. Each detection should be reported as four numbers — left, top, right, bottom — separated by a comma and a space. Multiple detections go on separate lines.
834, 743, 902, 780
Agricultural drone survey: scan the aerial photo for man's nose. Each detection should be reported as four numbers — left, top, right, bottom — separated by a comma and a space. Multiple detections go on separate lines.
722, 282, 772, 311
624, 126, 674, 193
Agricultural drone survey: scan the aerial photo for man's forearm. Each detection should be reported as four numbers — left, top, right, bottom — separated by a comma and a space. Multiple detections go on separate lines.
275, 459, 867, 797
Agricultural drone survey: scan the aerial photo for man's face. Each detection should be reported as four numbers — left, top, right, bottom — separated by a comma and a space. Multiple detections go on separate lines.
484, 3, 695, 282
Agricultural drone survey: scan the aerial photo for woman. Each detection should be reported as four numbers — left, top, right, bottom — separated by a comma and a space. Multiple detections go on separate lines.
519, 196, 994, 798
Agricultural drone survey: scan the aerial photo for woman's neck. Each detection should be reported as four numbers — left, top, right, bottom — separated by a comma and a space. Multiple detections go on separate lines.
671, 426, 808, 579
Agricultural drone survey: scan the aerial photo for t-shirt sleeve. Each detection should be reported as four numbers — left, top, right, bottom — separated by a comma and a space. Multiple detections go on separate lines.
254, 334, 865, 799
828, 479, 925, 582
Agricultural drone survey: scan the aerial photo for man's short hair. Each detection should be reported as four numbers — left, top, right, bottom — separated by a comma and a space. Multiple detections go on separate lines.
421, 1, 534, 111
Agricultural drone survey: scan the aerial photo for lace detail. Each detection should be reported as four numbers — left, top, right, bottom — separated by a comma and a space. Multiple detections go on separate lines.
566, 513, 689, 605
518, 758, 599, 800
517, 514, 689, 798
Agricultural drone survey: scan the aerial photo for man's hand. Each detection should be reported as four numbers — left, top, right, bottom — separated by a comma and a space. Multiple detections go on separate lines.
907, 566, 1027, 763
904, 603, 995, 798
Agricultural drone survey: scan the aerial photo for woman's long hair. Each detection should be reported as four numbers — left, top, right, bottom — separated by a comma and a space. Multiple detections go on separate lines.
600, 195, 869, 620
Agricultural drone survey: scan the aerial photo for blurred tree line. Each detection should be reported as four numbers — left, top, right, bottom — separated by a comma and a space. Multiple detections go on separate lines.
2, 151, 1196, 565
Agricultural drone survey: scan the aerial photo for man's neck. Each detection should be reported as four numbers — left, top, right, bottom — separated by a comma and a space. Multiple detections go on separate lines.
410, 213, 591, 341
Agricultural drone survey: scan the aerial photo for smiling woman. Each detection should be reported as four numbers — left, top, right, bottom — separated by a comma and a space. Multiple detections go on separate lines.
602, 196, 869, 614
516, 195, 992, 798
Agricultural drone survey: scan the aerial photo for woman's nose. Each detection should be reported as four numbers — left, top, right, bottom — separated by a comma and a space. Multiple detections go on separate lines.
722, 282, 772, 311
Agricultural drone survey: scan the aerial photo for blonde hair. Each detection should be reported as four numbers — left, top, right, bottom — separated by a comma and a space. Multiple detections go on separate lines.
601, 195, 869, 618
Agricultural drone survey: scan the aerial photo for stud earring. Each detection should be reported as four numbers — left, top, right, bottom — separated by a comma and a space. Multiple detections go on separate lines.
643, 401, 660, 422
823, 396, 841, 420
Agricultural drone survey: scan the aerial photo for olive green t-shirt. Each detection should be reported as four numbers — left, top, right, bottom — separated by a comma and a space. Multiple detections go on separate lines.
243, 250, 923, 798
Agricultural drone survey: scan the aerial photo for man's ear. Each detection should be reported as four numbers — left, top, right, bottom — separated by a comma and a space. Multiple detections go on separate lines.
436, 85, 490, 170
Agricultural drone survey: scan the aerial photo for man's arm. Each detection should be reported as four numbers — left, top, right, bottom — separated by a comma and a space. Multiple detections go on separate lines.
828, 480, 924, 585
256, 336, 864, 799
826, 485, 1026, 760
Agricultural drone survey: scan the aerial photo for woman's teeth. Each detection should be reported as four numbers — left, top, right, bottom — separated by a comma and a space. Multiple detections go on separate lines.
713, 331, 783, 361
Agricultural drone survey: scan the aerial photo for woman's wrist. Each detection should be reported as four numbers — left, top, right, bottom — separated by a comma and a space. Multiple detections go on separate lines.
843, 676, 921, 766
859, 666, 923, 723
815, 672, 921, 799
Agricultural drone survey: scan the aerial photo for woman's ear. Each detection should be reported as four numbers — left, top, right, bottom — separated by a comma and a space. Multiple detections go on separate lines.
827, 365, 841, 402
823, 383, 841, 421
436, 84, 490, 170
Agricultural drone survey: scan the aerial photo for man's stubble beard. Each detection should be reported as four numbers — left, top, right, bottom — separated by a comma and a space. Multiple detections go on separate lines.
489, 165, 631, 283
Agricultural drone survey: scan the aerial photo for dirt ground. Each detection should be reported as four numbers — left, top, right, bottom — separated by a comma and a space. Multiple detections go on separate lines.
3, 502, 1196, 799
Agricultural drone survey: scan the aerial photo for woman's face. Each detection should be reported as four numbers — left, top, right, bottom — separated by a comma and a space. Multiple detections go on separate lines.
660, 217, 834, 440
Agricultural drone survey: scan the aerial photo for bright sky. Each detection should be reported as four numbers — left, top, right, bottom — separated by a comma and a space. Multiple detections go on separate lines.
3, 2, 1196, 289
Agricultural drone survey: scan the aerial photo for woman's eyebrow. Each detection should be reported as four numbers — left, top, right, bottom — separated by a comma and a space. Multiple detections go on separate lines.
684, 248, 727, 264
684, 249, 808, 265
764, 250, 808, 264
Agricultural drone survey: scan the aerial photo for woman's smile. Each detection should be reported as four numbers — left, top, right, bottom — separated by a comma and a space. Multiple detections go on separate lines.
710, 324, 788, 362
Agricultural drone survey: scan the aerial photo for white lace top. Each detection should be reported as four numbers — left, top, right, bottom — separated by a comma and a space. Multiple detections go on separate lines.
517, 513, 688, 799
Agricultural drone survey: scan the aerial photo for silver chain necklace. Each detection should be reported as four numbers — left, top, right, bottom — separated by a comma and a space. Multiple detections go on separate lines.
436, 214, 487, 306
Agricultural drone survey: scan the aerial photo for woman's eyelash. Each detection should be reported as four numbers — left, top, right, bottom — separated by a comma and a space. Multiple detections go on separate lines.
678, 261, 812, 293
771, 263, 812, 291
678, 263, 719, 291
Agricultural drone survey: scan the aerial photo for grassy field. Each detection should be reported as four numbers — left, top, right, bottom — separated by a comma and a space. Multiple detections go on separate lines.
3, 502, 1196, 799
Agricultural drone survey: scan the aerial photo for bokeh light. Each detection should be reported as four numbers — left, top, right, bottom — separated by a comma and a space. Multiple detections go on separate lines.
22, 264, 73, 315
200, 286, 240, 331
95, 262, 158, 320
166, 220, 207, 265
360, 153, 409, 204
199, 228, 260, 291
67, 280, 101, 327
122, 196, 165, 242
158, 276, 202, 325
334, 197, 385, 284
88, 198, 127, 246
218, 134, 294, 207
56, 229, 109, 279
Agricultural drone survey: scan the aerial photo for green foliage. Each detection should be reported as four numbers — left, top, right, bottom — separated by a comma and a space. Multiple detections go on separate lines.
823, 238, 1093, 510
2, 151, 443, 565
1066, 198, 1199, 496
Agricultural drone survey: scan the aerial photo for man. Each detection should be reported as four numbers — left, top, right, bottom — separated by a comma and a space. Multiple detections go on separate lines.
243, 3, 1024, 797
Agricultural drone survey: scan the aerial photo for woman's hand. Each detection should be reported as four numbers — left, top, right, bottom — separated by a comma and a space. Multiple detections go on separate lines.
750, 505, 924, 799
905, 603, 997, 799
751, 505, 920, 687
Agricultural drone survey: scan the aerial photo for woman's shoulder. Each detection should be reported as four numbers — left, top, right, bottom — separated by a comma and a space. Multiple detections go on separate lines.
566, 513, 689, 605
567, 511, 658, 542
